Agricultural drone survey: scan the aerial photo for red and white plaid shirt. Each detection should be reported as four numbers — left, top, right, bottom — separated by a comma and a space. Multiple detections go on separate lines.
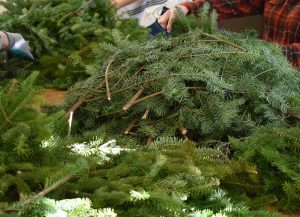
181, 0, 300, 70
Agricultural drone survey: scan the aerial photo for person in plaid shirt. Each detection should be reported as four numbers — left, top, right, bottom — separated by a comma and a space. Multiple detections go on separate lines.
157, 0, 300, 69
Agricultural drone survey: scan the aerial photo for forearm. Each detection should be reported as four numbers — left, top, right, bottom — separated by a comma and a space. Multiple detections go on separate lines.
112, 0, 137, 9
122, 0, 137, 6
119, 0, 137, 7
282, 43, 300, 70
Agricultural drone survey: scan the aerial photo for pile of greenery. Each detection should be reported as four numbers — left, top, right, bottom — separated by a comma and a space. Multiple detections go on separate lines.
0, 0, 149, 87
0, 74, 279, 217
64, 19, 300, 144
1, 4, 300, 217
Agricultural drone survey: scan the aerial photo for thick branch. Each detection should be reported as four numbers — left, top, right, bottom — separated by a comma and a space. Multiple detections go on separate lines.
22, 175, 72, 206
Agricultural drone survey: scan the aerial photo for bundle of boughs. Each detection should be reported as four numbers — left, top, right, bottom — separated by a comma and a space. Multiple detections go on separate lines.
65, 12, 300, 143
5, 134, 278, 217
0, 75, 277, 217
231, 124, 300, 212
0, 0, 148, 87
1, 6, 300, 217
0, 73, 89, 216
0, 75, 279, 217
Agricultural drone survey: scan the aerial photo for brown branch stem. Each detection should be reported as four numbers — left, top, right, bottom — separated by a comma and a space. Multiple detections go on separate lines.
124, 120, 137, 134
123, 86, 145, 110
197, 32, 247, 51
22, 175, 72, 206
105, 58, 114, 101
142, 109, 150, 120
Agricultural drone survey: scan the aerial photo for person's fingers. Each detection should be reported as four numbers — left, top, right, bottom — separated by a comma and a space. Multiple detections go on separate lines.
158, 11, 171, 30
167, 9, 176, 33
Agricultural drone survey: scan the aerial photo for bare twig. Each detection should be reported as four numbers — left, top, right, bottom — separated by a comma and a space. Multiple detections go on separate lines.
124, 120, 137, 134
105, 58, 114, 101
129, 87, 204, 108
132, 91, 163, 106
197, 32, 247, 52
142, 109, 150, 120
252, 68, 276, 79
123, 86, 145, 110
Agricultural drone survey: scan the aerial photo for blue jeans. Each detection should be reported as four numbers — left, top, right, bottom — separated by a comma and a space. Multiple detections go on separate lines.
148, 7, 170, 36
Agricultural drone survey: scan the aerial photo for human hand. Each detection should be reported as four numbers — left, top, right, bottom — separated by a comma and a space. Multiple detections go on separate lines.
6, 32, 34, 60
157, 6, 188, 33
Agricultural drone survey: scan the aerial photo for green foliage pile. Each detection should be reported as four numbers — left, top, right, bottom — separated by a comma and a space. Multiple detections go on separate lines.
1, 5, 300, 216
231, 125, 300, 212
0, 0, 149, 87
10, 135, 277, 217
65, 25, 300, 143
0, 73, 89, 215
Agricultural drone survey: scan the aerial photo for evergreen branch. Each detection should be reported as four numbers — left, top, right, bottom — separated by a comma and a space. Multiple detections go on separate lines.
191, 40, 221, 43
97, 109, 125, 118
7, 80, 19, 96
57, 0, 94, 25
271, 128, 300, 143
197, 32, 247, 51
0, 100, 12, 125
65, 72, 107, 117
188, 51, 247, 58
131, 87, 205, 108
111, 65, 145, 91
0, 89, 34, 131
112, 76, 211, 97
252, 68, 276, 79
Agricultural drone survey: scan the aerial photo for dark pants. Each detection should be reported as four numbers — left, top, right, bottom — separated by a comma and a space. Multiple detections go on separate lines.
148, 7, 170, 36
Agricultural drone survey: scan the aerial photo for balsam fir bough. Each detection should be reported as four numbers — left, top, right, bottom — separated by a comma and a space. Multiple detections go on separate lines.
65, 16, 300, 143
1, 5, 300, 217
0, 0, 149, 87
